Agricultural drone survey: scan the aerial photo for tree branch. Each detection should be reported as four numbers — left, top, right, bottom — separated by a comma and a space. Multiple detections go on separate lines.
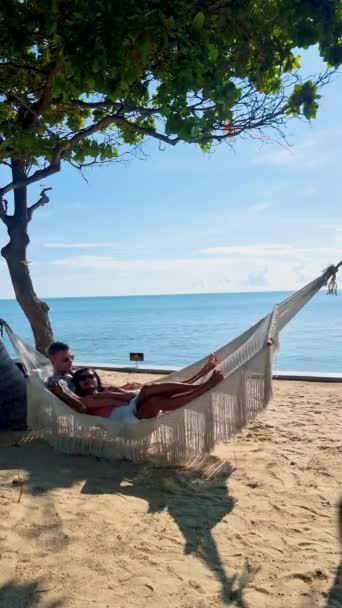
0, 198, 10, 227
0, 115, 112, 196
65, 159, 89, 183
0, 60, 43, 75
61, 113, 180, 149
67, 99, 160, 116
111, 116, 181, 145
20, 61, 62, 129
0, 158, 61, 197
1, 88, 287, 198
27, 187, 52, 222
34, 61, 61, 116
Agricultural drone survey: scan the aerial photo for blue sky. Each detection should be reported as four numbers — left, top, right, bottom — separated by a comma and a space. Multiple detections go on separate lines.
0, 48, 341, 298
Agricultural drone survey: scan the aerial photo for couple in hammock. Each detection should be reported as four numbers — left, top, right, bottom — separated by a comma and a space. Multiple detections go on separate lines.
47, 342, 223, 424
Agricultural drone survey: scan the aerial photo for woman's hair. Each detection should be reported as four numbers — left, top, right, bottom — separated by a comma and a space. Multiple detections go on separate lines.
73, 368, 103, 396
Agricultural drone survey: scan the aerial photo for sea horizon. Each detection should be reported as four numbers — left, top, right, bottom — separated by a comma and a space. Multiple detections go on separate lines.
1, 291, 340, 373
0, 288, 293, 302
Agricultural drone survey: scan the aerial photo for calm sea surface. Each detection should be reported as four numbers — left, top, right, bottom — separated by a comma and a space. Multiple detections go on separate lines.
0, 292, 341, 372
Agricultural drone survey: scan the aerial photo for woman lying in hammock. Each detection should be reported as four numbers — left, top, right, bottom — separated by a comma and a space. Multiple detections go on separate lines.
49, 355, 223, 423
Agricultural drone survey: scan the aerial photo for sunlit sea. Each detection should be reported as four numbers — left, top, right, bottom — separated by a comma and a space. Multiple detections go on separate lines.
1, 291, 341, 372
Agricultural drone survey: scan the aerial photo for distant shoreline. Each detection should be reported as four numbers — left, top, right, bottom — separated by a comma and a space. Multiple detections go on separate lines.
0, 289, 296, 302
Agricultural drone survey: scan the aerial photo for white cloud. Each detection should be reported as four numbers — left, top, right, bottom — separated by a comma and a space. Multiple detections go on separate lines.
2, 236, 339, 299
253, 125, 342, 171
200, 244, 340, 260
50, 255, 222, 271
44, 242, 116, 249
254, 137, 321, 169
0, 243, 338, 298
248, 202, 272, 212
35, 246, 339, 298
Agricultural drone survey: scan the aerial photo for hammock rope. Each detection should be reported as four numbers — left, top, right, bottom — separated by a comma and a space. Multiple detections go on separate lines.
0, 262, 340, 465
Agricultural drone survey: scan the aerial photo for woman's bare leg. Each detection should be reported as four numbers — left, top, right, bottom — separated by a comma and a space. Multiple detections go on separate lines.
136, 369, 223, 419
138, 355, 219, 403
137, 381, 202, 402
182, 354, 218, 384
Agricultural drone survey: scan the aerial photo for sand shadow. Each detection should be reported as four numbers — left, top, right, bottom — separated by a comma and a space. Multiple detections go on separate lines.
0, 580, 62, 608
81, 459, 255, 604
0, 436, 254, 604
326, 561, 342, 607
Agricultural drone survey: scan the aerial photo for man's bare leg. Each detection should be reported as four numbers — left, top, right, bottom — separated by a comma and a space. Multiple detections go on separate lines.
136, 369, 223, 419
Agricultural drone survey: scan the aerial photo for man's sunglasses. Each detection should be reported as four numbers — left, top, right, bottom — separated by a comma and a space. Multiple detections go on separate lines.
63, 355, 74, 363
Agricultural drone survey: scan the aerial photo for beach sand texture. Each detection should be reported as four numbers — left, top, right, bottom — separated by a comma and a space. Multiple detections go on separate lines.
0, 374, 341, 608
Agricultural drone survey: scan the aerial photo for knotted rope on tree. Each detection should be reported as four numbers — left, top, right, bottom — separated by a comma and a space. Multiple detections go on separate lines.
323, 261, 342, 296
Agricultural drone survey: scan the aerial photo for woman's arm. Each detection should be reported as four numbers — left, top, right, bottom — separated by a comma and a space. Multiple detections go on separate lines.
83, 391, 136, 411
102, 382, 142, 392
48, 381, 87, 413
101, 384, 126, 393
95, 390, 137, 401
48, 381, 135, 413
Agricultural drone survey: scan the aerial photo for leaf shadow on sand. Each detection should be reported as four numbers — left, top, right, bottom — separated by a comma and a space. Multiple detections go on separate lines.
0, 435, 256, 605
0, 580, 62, 608
81, 456, 256, 605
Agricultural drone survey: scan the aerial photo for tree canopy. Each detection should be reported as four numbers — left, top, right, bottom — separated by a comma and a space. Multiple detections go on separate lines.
0, 0, 341, 195
0, 0, 341, 353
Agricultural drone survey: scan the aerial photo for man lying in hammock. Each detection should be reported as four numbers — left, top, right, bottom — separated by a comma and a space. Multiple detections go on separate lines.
46, 341, 142, 392
48, 356, 223, 422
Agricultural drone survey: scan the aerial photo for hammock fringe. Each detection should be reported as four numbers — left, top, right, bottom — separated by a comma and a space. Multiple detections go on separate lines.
0, 263, 340, 465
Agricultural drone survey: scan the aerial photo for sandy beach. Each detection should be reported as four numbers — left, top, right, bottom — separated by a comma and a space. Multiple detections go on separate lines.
0, 374, 341, 608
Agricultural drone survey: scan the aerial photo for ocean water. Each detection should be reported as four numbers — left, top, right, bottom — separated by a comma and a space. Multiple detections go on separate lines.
0, 291, 341, 372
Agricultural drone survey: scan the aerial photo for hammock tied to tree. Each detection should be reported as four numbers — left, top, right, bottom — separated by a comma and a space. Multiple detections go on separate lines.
0, 263, 340, 465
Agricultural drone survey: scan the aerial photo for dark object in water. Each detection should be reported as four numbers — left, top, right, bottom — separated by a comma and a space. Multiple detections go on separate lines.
0, 338, 27, 429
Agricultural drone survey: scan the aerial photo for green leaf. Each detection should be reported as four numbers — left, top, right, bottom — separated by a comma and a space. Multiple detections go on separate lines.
207, 43, 219, 63
292, 55, 301, 70
201, 142, 211, 153
193, 11, 205, 30
161, 14, 175, 33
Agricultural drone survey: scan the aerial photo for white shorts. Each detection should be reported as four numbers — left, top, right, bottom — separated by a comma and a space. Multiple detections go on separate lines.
109, 397, 139, 424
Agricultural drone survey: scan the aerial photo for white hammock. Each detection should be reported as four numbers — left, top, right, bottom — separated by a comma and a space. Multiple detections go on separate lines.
1, 264, 339, 465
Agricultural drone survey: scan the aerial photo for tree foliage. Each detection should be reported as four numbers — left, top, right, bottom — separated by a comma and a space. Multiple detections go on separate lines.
0, 0, 341, 195
0, 0, 341, 353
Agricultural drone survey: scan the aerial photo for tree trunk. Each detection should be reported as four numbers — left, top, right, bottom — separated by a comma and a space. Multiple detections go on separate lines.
0, 338, 27, 429
1, 159, 54, 354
